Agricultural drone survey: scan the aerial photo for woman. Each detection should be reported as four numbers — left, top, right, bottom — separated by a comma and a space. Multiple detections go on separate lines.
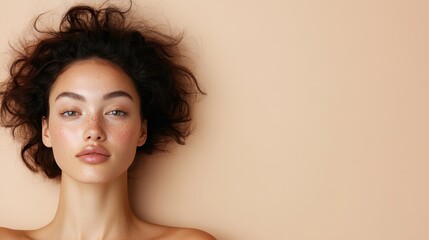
0, 2, 214, 239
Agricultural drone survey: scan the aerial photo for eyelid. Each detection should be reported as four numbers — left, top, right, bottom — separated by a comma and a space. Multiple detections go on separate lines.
107, 110, 127, 116
61, 110, 80, 117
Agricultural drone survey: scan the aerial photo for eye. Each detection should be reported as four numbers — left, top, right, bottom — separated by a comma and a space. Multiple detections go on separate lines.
108, 110, 126, 116
61, 111, 79, 117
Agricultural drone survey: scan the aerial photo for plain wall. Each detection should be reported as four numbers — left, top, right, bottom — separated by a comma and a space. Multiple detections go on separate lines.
1, 0, 428, 239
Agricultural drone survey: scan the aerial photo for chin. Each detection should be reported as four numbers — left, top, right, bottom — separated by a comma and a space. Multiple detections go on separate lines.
62, 169, 128, 184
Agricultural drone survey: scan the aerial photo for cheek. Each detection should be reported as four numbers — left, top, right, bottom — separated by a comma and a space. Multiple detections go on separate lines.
48, 125, 81, 167
51, 126, 78, 142
112, 126, 138, 143
111, 119, 142, 142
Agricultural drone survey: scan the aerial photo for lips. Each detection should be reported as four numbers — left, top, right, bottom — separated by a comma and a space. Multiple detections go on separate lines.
76, 146, 111, 164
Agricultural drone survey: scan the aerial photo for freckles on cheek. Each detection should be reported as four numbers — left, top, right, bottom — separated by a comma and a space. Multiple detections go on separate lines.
52, 126, 77, 143
114, 124, 139, 143
116, 129, 132, 142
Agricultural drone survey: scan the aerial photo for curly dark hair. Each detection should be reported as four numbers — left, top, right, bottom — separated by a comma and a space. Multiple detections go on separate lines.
0, 3, 204, 178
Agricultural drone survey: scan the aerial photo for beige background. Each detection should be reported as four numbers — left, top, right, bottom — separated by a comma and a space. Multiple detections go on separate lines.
1, 0, 428, 239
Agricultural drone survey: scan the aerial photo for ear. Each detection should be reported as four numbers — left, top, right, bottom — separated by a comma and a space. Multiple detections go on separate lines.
137, 120, 147, 147
42, 117, 52, 148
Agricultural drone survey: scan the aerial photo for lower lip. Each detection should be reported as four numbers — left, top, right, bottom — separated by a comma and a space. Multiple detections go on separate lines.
78, 154, 110, 164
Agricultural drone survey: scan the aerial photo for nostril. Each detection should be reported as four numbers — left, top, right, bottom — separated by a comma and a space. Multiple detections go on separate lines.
86, 135, 101, 140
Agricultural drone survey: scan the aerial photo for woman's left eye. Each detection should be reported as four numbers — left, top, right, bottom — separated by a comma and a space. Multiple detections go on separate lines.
61, 111, 79, 117
108, 110, 126, 116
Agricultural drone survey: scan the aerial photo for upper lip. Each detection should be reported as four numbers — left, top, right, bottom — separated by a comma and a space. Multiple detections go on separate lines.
76, 145, 111, 157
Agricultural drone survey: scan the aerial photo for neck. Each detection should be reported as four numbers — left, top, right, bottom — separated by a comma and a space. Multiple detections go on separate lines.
48, 172, 138, 240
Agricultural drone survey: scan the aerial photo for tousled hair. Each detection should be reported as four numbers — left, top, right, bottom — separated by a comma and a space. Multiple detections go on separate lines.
0, 3, 203, 178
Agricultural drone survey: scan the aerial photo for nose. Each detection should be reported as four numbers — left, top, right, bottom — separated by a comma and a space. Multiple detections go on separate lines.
83, 114, 106, 142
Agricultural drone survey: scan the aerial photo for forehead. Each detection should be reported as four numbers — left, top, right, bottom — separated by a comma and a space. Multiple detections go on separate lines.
49, 58, 139, 100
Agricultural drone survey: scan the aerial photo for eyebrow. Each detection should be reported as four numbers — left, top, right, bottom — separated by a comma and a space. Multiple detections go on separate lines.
103, 91, 134, 101
54, 91, 134, 102
55, 92, 85, 102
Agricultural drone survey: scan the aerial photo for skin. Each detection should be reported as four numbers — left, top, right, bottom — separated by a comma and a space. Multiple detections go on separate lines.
0, 58, 215, 240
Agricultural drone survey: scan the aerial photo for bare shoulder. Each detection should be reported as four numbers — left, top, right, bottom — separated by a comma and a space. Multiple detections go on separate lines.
170, 228, 216, 240
143, 222, 216, 240
132, 219, 216, 240
0, 227, 31, 240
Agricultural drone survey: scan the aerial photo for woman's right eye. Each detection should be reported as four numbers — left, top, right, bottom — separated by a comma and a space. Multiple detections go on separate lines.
61, 111, 79, 117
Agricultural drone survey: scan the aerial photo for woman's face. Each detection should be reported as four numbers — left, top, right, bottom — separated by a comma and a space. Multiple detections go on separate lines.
42, 58, 147, 183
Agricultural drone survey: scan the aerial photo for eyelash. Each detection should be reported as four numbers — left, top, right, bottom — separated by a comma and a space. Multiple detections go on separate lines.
108, 110, 127, 116
61, 110, 127, 117
61, 111, 79, 117
60, 110, 127, 117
